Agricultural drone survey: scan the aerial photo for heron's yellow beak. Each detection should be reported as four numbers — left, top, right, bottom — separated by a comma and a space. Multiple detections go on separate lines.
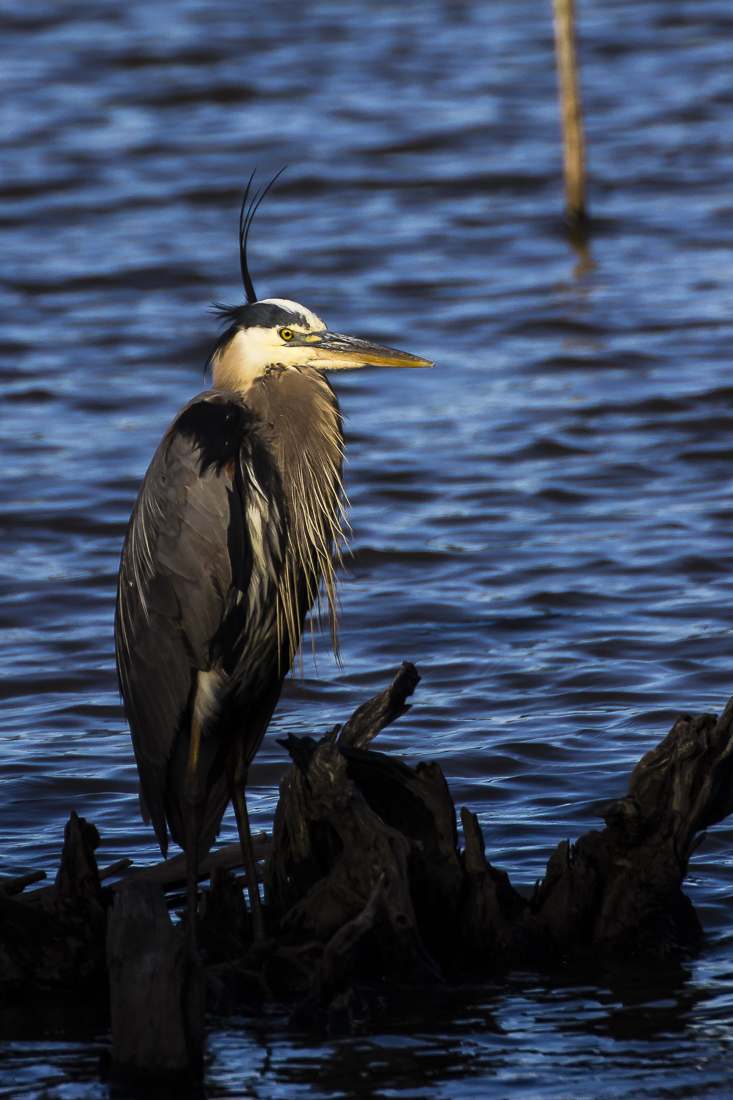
303, 331, 433, 371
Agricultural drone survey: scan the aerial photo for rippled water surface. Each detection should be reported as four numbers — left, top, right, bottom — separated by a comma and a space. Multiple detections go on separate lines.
4, 0, 733, 1095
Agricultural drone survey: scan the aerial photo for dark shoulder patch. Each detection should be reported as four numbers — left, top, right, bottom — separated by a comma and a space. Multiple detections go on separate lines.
171, 394, 258, 477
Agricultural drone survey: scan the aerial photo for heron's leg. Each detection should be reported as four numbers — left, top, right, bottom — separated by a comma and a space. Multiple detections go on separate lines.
227, 744, 265, 947
184, 716, 204, 947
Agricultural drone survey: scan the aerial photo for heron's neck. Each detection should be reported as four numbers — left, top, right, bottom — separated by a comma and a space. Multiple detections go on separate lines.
246, 366, 345, 659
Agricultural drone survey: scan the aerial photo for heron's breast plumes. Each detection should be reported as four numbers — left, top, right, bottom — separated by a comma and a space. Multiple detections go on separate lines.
249, 365, 346, 666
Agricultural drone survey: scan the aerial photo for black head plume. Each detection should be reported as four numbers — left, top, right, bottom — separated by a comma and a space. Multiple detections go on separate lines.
239, 167, 286, 304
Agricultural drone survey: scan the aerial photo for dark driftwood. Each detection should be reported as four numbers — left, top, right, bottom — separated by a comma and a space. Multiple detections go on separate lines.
107, 880, 204, 1095
4, 665, 733, 1046
336, 661, 421, 749
267, 666, 733, 1015
110, 833, 270, 894
0, 811, 108, 987
0, 869, 46, 894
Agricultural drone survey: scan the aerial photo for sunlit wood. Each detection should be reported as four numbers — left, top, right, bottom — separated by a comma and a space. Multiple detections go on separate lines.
552, 0, 588, 224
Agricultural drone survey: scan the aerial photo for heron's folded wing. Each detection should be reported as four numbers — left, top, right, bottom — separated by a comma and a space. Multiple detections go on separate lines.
114, 390, 286, 854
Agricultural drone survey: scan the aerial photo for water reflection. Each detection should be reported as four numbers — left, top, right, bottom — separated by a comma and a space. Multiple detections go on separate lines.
209, 990, 505, 1099
206, 966, 724, 1100
567, 231, 595, 281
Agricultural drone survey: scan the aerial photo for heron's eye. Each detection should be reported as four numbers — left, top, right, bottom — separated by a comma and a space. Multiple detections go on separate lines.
280, 328, 294, 341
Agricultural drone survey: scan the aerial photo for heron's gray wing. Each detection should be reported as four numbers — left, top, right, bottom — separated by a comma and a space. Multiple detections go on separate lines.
115, 390, 286, 855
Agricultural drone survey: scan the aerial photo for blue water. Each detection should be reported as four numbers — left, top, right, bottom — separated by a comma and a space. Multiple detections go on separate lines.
3, 0, 733, 1095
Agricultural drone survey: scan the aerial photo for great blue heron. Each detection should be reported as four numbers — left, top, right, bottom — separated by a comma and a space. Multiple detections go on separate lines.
114, 176, 433, 945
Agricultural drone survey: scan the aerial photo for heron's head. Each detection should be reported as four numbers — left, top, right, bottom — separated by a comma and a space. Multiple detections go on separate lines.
209, 297, 432, 394
209, 173, 433, 393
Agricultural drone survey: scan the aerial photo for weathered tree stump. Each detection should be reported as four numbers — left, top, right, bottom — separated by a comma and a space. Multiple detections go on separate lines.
5, 662, 733, 1045
0, 811, 108, 987
106, 879, 204, 1096
268, 663, 733, 1017
198, 864, 252, 962
533, 703, 733, 958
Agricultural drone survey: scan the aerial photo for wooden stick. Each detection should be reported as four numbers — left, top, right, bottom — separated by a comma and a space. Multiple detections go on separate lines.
99, 858, 134, 881
110, 833, 271, 893
552, 0, 587, 225
0, 869, 46, 895
19, 835, 271, 906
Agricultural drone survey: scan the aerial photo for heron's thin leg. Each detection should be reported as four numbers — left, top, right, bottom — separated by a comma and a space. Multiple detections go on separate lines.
227, 746, 265, 947
184, 717, 204, 947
